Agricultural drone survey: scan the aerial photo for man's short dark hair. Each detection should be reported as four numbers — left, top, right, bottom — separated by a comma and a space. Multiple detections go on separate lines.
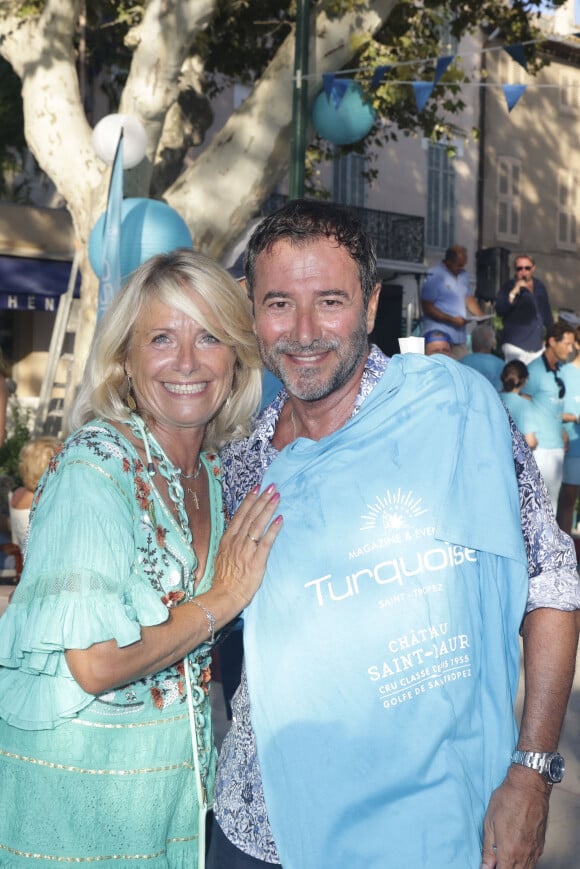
545, 320, 574, 346
244, 199, 378, 306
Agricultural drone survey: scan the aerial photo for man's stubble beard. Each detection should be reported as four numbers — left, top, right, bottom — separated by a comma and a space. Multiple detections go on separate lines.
256, 315, 370, 402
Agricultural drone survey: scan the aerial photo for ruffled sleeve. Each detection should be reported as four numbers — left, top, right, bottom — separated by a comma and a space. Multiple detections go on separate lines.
0, 426, 171, 729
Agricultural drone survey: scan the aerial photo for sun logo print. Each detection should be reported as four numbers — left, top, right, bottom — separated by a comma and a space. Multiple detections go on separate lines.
360, 489, 428, 532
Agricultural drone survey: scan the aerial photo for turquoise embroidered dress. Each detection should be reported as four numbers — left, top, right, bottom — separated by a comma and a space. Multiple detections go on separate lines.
0, 420, 223, 866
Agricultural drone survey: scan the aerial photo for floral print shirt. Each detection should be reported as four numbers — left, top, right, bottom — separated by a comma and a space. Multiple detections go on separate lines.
214, 345, 580, 863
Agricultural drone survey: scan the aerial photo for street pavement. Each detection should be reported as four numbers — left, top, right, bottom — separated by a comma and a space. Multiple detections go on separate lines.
0, 580, 578, 866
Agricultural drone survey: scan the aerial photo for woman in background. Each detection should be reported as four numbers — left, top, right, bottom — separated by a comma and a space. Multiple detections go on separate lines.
9, 436, 62, 551
500, 360, 538, 451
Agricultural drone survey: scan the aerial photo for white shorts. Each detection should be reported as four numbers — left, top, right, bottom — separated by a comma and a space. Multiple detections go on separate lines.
562, 455, 580, 486
533, 447, 564, 515
501, 343, 544, 366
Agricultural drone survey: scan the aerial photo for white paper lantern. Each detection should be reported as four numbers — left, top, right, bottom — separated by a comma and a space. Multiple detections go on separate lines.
92, 114, 148, 168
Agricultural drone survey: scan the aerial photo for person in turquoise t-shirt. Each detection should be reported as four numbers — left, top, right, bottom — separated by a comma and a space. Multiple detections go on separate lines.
500, 360, 538, 451
525, 322, 575, 513
461, 323, 504, 391
557, 325, 580, 533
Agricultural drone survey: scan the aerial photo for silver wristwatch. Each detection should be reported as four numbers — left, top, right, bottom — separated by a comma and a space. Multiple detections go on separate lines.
511, 750, 565, 784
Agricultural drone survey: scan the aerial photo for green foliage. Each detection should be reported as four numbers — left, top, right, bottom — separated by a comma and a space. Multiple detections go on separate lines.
354, 0, 567, 141
0, 0, 570, 198
303, 0, 568, 190
14, 2, 45, 15
0, 404, 31, 486
196, 1, 370, 94
0, 58, 26, 195
0, 2, 141, 191
196, 0, 293, 93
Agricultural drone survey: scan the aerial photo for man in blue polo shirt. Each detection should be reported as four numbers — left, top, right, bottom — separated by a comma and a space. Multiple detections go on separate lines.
421, 245, 484, 359
525, 321, 575, 512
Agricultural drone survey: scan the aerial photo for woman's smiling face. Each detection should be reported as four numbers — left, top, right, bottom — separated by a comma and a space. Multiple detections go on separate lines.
125, 293, 235, 435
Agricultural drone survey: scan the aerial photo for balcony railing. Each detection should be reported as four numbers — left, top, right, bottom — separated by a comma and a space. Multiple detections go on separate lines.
262, 194, 424, 265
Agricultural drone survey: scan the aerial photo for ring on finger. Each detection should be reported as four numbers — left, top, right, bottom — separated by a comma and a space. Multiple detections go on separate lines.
247, 532, 260, 544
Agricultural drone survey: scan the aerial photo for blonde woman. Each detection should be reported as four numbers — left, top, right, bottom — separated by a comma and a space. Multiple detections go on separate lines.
9, 437, 62, 551
0, 249, 282, 866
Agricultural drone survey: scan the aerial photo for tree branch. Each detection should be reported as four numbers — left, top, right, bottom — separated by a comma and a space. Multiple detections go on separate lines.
165, 0, 398, 260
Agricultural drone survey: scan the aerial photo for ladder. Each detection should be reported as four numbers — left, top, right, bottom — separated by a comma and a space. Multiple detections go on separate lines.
34, 251, 81, 438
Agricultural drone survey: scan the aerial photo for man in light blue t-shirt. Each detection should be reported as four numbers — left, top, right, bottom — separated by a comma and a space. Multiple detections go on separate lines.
525, 322, 575, 512
461, 323, 504, 391
421, 245, 484, 358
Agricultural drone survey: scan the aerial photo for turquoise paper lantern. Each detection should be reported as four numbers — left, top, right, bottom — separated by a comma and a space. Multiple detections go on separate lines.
89, 197, 193, 281
312, 81, 376, 146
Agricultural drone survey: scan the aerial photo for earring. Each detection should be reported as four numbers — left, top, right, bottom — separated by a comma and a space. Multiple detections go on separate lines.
126, 375, 137, 412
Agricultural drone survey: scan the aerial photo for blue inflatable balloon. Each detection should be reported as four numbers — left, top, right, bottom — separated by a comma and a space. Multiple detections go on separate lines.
89, 197, 193, 280
312, 81, 376, 146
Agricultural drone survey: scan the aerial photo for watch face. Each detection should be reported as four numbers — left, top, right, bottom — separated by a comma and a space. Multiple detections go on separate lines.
547, 754, 565, 783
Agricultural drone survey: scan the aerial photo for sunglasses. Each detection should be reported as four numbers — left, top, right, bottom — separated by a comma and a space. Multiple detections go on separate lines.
553, 371, 566, 399
541, 352, 566, 398
516, 265, 532, 272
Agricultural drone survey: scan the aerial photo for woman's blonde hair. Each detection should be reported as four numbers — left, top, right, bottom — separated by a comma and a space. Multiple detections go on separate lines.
18, 437, 62, 492
69, 248, 262, 448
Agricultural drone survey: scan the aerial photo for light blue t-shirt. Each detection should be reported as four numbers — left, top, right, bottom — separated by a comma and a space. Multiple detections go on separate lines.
245, 354, 528, 869
461, 352, 504, 391
525, 355, 565, 449
500, 392, 538, 439
421, 262, 471, 344
561, 362, 580, 457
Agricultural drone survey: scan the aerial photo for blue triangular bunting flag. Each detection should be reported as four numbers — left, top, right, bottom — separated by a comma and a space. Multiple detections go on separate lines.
433, 55, 454, 86
413, 81, 434, 113
323, 76, 352, 109
503, 83, 527, 112
371, 65, 391, 88
503, 44, 528, 72
322, 73, 336, 101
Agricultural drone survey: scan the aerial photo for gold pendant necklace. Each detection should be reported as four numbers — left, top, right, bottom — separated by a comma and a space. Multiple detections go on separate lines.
186, 487, 200, 510
180, 458, 202, 511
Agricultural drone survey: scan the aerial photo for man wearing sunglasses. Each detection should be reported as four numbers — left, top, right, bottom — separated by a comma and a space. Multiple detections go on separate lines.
496, 255, 554, 364
524, 321, 575, 512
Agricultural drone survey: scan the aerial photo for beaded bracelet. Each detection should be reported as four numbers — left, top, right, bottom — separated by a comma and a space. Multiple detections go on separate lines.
191, 600, 216, 644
